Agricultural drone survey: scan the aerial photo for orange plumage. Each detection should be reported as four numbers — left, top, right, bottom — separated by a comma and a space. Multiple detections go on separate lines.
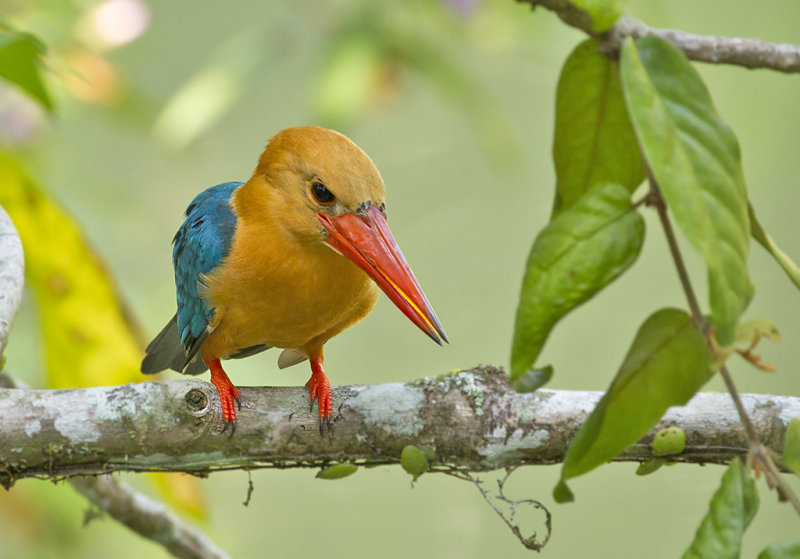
142, 127, 446, 432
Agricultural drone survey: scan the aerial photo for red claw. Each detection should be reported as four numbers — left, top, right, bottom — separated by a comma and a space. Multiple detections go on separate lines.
306, 357, 333, 426
208, 358, 240, 431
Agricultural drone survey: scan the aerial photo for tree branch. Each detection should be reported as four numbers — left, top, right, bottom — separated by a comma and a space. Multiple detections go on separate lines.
610, 17, 800, 73
0, 205, 24, 359
71, 475, 230, 559
518, 0, 800, 73
1, 366, 796, 486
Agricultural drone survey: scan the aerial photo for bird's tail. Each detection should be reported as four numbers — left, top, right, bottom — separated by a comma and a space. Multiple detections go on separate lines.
141, 315, 207, 375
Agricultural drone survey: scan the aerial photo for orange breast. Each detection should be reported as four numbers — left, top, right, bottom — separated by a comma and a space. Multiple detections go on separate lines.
199, 216, 379, 362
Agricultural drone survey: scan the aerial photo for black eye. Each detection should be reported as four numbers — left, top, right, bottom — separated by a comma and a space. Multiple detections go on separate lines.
311, 181, 335, 205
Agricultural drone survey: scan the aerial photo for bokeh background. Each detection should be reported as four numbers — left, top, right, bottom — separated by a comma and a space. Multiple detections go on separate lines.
1, 0, 799, 557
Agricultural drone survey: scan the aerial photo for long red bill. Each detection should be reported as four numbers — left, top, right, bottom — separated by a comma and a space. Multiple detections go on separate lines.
317, 206, 448, 345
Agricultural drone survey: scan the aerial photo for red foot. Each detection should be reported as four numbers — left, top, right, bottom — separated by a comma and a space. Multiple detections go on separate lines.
207, 359, 240, 430
306, 358, 333, 423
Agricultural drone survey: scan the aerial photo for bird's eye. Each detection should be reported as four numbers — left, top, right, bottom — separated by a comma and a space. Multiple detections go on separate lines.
311, 181, 335, 205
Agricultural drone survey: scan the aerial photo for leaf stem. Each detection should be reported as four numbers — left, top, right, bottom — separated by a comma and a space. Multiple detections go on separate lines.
647, 174, 800, 516
648, 182, 705, 328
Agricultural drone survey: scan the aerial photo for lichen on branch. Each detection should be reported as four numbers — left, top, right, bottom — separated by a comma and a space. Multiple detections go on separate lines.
1, 367, 797, 488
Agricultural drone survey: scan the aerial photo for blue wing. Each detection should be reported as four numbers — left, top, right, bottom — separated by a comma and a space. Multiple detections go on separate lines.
173, 181, 242, 357
141, 182, 242, 375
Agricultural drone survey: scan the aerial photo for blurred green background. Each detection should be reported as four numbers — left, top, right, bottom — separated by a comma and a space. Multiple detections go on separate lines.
1, 0, 799, 557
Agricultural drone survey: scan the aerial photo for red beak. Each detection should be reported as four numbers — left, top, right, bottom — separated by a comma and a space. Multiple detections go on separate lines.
317, 206, 448, 345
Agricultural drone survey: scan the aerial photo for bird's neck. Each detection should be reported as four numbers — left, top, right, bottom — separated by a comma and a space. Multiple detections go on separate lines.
230, 177, 271, 224
229, 176, 330, 260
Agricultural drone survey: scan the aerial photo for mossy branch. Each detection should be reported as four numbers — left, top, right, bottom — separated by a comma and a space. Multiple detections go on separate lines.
1, 366, 797, 488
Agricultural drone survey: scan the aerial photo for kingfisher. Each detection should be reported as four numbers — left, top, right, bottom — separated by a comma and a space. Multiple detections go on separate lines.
141, 126, 447, 432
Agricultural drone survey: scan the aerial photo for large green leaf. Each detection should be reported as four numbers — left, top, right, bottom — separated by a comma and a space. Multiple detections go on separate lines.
683, 458, 759, 559
572, 0, 633, 32
511, 182, 644, 387
552, 39, 644, 215
555, 308, 710, 501
620, 36, 753, 345
749, 202, 800, 290
0, 29, 52, 110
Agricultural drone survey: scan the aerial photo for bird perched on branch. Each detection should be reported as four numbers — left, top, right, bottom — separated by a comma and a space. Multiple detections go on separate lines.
141, 126, 447, 432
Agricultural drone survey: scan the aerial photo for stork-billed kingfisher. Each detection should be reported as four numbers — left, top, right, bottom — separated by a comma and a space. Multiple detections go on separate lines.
141, 126, 447, 431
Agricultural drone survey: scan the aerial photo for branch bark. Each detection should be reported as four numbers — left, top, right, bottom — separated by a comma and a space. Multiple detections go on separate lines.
71, 475, 229, 559
0, 205, 24, 359
1, 366, 796, 486
610, 17, 800, 73
518, 0, 800, 73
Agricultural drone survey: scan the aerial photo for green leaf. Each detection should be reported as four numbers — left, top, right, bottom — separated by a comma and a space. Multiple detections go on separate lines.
511, 182, 644, 386
652, 427, 686, 457
316, 463, 358, 480
0, 29, 53, 110
400, 445, 429, 481
636, 458, 666, 476
553, 39, 644, 214
683, 458, 759, 559
553, 479, 574, 503
620, 36, 753, 345
572, 0, 633, 32
758, 540, 800, 559
558, 308, 710, 492
782, 417, 800, 475
749, 202, 800, 290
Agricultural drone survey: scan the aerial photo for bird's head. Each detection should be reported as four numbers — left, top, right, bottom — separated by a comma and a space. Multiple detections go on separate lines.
250, 126, 447, 345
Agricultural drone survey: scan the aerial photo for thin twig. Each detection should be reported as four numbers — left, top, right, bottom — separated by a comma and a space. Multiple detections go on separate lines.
71, 476, 230, 559
517, 0, 800, 74
648, 182, 705, 327
443, 468, 552, 551
610, 17, 800, 74
717, 365, 800, 513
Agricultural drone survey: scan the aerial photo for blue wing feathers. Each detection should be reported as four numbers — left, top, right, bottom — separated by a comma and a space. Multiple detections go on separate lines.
174, 181, 242, 350
141, 181, 242, 374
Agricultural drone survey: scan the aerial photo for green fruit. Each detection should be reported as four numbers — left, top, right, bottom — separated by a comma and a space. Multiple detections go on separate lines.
316, 463, 358, 480
400, 445, 429, 480
652, 427, 686, 457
